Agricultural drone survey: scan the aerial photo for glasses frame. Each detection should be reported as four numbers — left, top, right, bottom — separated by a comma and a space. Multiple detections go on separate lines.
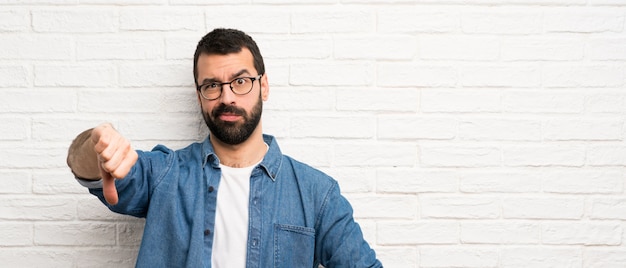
197, 74, 264, 101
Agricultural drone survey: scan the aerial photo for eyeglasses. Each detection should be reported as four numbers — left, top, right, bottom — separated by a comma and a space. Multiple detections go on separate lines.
197, 74, 263, 100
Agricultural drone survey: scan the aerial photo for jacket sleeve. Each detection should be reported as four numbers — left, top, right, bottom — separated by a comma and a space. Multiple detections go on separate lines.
314, 182, 383, 268
88, 145, 174, 218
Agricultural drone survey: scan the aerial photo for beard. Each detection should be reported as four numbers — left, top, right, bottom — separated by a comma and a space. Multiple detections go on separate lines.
202, 95, 263, 145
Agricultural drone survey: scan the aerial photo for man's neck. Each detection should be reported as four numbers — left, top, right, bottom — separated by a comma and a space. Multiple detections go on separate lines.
211, 133, 267, 168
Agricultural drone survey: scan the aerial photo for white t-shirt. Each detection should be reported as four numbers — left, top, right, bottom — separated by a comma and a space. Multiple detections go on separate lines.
210, 161, 258, 268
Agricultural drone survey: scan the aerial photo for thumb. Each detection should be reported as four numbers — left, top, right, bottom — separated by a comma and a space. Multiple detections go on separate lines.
99, 161, 119, 205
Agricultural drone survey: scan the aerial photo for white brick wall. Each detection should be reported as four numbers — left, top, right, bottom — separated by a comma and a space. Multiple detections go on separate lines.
1, 1, 625, 267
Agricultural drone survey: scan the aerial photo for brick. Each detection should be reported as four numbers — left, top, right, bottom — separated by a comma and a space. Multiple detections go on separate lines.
0, 249, 74, 268
590, 198, 626, 220
0, 35, 73, 60
334, 35, 416, 60
375, 247, 418, 268
348, 195, 417, 219
545, 118, 622, 141
206, 9, 290, 34
461, 221, 540, 244
32, 170, 86, 194
75, 248, 139, 267
119, 115, 203, 141
77, 36, 163, 60
501, 37, 584, 61
0, 223, 33, 246
502, 90, 584, 113
165, 36, 198, 60
378, 63, 457, 87
421, 89, 501, 113
289, 62, 374, 86
291, 116, 374, 139
543, 169, 623, 194
77, 88, 163, 113
588, 146, 626, 166
32, 117, 105, 142
377, 169, 458, 193
0, 197, 75, 220
502, 247, 581, 268
377, 221, 458, 245
544, 9, 623, 33
590, 0, 626, 4
258, 36, 331, 59
120, 8, 204, 31
275, 141, 333, 167
0, 88, 76, 113
119, 63, 191, 87
503, 197, 583, 219
543, 64, 625, 88
34, 64, 117, 87
460, 170, 542, 193
0, 10, 30, 31
420, 195, 500, 219
77, 197, 138, 221
459, 118, 542, 141
255, 0, 334, 3
587, 91, 626, 113
82, 0, 164, 4
32, 9, 118, 33
503, 145, 585, 167
378, 9, 458, 33
267, 87, 334, 111
420, 246, 499, 267
0, 116, 29, 140
160, 88, 200, 113
420, 145, 500, 168
35, 222, 116, 246
336, 88, 419, 112
462, 11, 542, 34
264, 62, 289, 86
378, 116, 457, 140
262, 112, 291, 139
420, 36, 499, 60
0, 145, 67, 169
543, 221, 621, 245
334, 142, 416, 167
460, 65, 541, 87
0, 0, 75, 3
584, 249, 626, 267
587, 38, 626, 60
170, 0, 246, 3
292, 10, 375, 33
0, 170, 31, 194
0, 65, 29, 87
290, 62, 374, 86
323, 167, 375, 193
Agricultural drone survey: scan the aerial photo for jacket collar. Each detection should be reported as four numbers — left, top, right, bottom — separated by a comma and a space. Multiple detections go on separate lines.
202, 134, 282, 181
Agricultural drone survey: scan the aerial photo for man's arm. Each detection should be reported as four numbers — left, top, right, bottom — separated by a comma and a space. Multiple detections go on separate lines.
66, 123, 138, 205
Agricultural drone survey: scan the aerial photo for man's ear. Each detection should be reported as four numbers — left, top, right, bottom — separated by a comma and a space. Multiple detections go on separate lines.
261, 74, 269, 101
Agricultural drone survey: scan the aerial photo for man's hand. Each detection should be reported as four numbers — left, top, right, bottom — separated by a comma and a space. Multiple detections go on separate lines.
91, 123, 138, 205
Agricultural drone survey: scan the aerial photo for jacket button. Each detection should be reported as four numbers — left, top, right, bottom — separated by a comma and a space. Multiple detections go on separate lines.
204, 229, 211, 236
208, 186, 214, 192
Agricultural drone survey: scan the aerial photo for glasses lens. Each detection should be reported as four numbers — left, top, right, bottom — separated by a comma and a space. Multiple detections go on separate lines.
201, 84, 220, 100
231, 78, 253, 94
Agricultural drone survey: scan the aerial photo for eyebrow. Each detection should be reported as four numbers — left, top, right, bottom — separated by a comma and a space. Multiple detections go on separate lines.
201, 69, 251, 85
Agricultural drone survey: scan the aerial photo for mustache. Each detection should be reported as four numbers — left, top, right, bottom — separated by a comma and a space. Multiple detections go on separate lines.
212, 104, 246, 117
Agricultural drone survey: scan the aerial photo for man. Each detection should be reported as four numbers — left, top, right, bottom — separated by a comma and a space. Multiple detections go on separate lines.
67, 28, 382, 268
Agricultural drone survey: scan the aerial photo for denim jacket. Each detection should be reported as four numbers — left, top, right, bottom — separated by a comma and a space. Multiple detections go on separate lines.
88, 134, 382, 268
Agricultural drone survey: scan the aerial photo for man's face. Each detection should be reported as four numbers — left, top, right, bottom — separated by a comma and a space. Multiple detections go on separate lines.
196, 48, 268, 145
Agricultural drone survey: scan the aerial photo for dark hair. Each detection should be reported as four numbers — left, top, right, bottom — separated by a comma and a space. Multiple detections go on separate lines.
193, 28, 265, 86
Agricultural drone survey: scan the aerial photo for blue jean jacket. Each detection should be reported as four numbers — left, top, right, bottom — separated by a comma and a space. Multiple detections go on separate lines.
88, 134, 382, 268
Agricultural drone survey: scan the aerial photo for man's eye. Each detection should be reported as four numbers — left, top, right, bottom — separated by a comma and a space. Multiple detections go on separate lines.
207, 83, 219, 89
234, 78, 246, 85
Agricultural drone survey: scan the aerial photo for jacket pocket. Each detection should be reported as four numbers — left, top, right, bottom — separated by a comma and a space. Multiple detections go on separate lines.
274, 224, 315, 268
